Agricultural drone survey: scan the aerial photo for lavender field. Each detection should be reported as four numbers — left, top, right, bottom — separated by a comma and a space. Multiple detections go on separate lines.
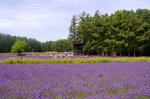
0, 56, 52, 60
0, 55, 103, 60
0, 62, 150, 99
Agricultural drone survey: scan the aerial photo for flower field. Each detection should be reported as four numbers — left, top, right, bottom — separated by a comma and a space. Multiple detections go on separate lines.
0, 56, 52, 60
0, 56, 150, 63
0, 62, 150, 99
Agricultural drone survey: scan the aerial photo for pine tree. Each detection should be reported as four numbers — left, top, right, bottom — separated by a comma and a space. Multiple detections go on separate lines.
68, 15, 78, 41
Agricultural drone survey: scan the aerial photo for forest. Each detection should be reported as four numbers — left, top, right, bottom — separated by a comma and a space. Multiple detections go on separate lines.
69, 9, 150, 56
0, 9, 150, 56
0, 33, 72, 53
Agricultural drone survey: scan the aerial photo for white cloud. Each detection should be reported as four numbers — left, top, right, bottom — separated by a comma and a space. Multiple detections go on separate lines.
0, 0, 150, 41
0, 16, 40, 29
0, 11, 65, 29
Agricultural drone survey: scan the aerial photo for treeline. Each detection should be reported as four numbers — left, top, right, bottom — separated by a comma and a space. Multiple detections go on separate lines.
42, 40, 72, 52
0, 33, 72, 53
69, 9, 150, 56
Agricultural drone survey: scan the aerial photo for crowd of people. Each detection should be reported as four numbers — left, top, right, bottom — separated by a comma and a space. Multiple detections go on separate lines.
49, 52, 74, 58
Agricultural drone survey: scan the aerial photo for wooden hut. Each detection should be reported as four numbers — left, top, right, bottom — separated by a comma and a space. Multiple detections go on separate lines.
72, 40, 84, 55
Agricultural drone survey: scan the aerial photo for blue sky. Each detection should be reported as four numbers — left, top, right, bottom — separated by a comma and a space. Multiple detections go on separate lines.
0, 0, 150, 42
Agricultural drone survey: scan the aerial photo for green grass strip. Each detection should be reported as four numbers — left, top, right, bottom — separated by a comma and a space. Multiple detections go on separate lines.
0, 57, 150, 64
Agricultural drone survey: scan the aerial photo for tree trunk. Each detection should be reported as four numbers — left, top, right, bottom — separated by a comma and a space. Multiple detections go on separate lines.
17, 52, 21, 56
128, 51, 130, 57
87, 51, 89, 55
83, 51, 85, 55
120, 51, 122, 56
133, 50, 136, 57
102, 52, 104, 56
98, 52, 100, 56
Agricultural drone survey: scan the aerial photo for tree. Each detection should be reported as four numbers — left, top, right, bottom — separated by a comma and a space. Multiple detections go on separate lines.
68, 15, 78, 41
0, 33, 43, 53
136, 9, 150, 56
0, 33, 16, 53
11, 40, 28, 56
111, 10, 150, 56
27, 38, 42, 52
136, 9, 150, 24
77, 12, 93, 54
70, 9, 150, 56
52, 39, 73, 52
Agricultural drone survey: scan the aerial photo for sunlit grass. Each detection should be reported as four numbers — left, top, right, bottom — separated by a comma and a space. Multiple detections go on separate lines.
0, 57, 150, 63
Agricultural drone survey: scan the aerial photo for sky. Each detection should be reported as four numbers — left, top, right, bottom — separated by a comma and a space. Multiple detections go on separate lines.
0, 0, 150, 42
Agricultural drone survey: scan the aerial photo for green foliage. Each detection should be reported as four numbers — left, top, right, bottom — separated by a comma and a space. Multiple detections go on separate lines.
68, 15, 79, 41
0, 33, 43, 53
42, 39, 73, 52
0, 33, 16, 53
0, 33, 73, 53
53, 39, 73, 52
11, 40, 28, 56
70, 9, 150, 56
27, 38, 42, 52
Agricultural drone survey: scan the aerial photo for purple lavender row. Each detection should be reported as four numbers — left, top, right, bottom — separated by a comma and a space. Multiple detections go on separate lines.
0, 62, 150, 98
0, 56, 96, 60
0, 55, 121, 60
0, 56, 52, 60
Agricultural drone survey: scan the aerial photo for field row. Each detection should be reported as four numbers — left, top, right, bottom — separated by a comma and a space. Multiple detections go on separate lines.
0, 57, 150, 63
0, 63, 150, 99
